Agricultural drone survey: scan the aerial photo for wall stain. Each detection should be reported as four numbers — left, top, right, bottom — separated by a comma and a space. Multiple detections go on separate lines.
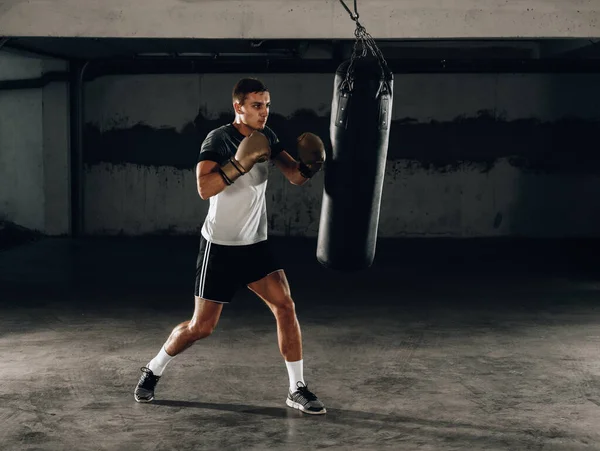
84, 109, 600, 174
84, 122, 201, 170
493, 212, 503, 229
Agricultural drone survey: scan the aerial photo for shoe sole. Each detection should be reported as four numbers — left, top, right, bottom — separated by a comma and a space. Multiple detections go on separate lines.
134, 394, 154, 403
286, 398, 326, 415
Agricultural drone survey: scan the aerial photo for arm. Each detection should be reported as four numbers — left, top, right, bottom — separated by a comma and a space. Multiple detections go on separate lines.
196, 131, 272, 199
196, 161, 228, 200
273, 150, 309, 186
272, 132, 326, 186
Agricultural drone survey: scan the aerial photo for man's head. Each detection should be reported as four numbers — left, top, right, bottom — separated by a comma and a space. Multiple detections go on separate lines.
232, 78, 270, 131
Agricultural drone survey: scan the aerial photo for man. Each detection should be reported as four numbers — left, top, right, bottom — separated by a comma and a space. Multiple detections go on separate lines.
133, 78, 327, 415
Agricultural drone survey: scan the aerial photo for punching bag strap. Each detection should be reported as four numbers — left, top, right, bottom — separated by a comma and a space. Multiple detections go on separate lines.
335, 90, 351, 129
338, 0, 393, 96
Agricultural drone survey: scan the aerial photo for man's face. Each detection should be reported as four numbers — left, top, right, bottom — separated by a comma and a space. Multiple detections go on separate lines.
235, 91, 270, 130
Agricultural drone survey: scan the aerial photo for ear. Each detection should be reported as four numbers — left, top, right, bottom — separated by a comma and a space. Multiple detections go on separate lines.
234, 101, 243, 115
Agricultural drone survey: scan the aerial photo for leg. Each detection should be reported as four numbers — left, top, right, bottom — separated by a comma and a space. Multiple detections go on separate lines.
134, 236, 240, 403
149, 296, 223, 374
164, 296, 223, 356
248, 270, 301, 362
248, 270, 326, 415
134, 297, 223, 403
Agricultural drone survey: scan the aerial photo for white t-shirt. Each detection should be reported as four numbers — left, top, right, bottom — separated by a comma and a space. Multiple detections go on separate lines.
198, 124, 279, 246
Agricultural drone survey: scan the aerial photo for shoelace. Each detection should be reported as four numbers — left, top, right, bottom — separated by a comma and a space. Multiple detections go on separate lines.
139, 367, 158, 388
294, 382, 318, 402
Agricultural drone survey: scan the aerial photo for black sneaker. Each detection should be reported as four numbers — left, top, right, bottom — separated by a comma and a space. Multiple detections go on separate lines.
286, 382, 326, 415
134, 367, 160, 403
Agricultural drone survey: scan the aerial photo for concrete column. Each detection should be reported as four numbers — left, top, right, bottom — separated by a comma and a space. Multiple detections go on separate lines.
0, 50, 70, 234
0, 51, 45, 231
42, 59, 71, 236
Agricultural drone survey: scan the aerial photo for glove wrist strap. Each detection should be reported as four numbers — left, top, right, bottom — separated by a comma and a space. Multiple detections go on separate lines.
220, 158, 246, 185
298, 161, 314, 179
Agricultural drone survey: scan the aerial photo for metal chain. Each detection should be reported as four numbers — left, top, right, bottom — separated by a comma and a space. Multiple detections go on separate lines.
338, 0, 392, 93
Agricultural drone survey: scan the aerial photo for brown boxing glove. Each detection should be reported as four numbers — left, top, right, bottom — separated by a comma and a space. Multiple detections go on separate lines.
297, 132, 326, 179
219, 131, 271, 185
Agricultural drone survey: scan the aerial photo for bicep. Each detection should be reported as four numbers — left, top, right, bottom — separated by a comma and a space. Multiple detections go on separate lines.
197, 132, 229, 172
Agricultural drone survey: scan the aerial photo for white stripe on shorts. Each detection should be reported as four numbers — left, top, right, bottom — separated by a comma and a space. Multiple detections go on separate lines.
199, 241, 212, 297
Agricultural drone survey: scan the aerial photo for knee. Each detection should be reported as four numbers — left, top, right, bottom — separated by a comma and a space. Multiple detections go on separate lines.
273, 297, 296, 319
188, 320, 216, 341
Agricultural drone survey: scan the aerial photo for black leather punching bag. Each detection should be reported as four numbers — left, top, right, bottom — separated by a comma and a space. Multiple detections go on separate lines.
316, 57, 393, 271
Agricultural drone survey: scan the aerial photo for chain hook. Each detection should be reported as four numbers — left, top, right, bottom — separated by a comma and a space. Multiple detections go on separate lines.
339, 0, 359, 21
338, 0, 392, 96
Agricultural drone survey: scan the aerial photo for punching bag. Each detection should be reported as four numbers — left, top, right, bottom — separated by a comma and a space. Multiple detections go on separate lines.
316, 56, 393, 271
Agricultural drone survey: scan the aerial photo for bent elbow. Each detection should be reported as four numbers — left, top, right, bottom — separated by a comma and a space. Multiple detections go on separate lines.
197, 185, 210, 200
292, 176, 308, 186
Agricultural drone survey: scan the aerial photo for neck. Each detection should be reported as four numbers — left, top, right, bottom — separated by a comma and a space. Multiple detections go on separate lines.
232, 119, 254, 137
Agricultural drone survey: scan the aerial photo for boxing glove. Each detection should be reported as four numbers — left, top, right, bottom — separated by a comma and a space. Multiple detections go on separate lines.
297, 132, 326, 178
220, 131, 271, 185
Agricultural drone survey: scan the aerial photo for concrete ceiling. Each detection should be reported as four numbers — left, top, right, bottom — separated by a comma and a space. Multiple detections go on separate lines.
2, 0, 599, 40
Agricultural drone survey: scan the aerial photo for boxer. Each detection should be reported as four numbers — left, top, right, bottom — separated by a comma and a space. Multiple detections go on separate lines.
134, 78, 327, 415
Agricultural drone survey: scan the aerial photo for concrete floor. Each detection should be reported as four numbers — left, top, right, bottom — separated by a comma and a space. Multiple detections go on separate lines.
1, 236, 600, 451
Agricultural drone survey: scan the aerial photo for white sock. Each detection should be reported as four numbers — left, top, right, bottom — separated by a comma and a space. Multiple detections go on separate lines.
147, 346, 174, 377
285, 359, 305, 393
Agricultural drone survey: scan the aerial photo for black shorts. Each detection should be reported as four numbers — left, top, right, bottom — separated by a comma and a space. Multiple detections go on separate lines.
194, 236, 281, 304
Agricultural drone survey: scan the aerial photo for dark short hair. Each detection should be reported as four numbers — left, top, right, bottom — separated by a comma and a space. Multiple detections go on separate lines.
232, 78, 268, 105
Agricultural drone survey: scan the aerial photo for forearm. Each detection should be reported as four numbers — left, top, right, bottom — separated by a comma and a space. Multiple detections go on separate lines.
197, 171, 228, 200
273, 133, 325, 185
274, 152, 308, 186
286, 162, 309, 186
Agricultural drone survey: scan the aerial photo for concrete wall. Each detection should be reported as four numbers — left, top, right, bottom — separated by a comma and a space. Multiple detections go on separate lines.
1, 0, 599, 39
0, 50, 70, 234
83, 72, 600, 238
